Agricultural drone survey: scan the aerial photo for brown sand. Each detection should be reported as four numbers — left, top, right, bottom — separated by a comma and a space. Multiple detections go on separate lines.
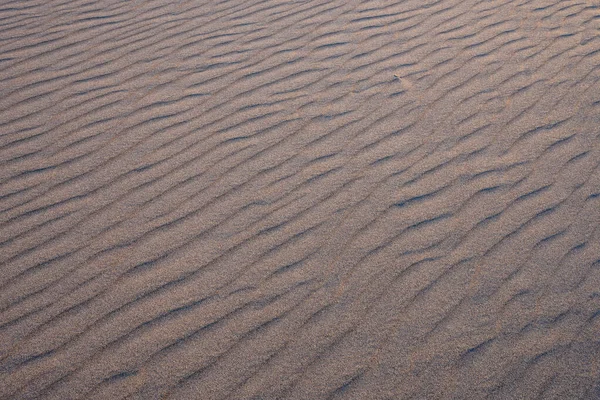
1, 0, 600, 399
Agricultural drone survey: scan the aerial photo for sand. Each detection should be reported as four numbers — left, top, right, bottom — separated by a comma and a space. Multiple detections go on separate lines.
1, 0, 600, 399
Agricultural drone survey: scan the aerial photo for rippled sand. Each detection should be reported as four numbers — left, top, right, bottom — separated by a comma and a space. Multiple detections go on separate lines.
1, 0, 600, 399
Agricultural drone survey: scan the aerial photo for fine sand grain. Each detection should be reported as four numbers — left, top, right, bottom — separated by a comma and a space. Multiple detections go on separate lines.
1, 0, 600, 399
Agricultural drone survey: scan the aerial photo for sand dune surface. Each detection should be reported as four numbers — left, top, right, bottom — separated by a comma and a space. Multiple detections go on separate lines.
1, 0, 600, 399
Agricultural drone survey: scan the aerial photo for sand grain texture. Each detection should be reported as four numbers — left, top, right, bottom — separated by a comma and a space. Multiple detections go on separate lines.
1, 0, 600, 399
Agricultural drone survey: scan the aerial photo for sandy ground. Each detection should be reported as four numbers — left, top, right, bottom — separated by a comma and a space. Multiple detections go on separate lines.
1, 0, 600, 399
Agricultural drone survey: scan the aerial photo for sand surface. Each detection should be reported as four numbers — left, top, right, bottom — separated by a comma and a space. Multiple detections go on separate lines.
1, 0, 600, 399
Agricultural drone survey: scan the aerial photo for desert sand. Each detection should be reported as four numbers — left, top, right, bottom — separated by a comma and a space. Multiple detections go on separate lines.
1, 0, 600, 399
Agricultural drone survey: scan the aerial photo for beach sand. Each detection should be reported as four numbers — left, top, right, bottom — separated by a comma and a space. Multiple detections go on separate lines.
1, 0, 600, 398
